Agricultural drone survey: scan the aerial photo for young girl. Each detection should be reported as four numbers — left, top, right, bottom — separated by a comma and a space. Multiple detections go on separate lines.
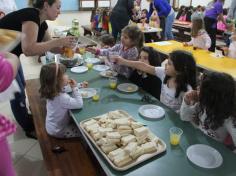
223, 31, 236, 59
114, 50, 197, 112
100, 34, 115, 49
129, 46, 162, 100
87, 25, 143, 78
180, 72, 236, 150
183, 15, 211, 50
39, 63, 83, 138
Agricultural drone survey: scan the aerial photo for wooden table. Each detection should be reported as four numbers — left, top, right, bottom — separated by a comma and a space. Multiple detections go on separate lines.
68, 69, 236, 176
146, 40, 236, 79
172, 20, 191, 41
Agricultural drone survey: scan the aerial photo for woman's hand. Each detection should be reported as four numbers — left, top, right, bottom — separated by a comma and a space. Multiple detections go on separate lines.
184, 90, 199, 105
68, 79, 77, 88
58, 36, 77, 48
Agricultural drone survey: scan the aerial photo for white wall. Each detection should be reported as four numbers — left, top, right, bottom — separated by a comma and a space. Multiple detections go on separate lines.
179, 0, 232, 8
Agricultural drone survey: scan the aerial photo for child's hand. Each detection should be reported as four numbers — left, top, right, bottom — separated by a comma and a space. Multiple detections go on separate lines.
86, 47, 97, 54
68, 79, 77, 88
184, 90, 199, 105
183, 42, 188, 47
110, 56, 125, 65
80, 81, 88, 88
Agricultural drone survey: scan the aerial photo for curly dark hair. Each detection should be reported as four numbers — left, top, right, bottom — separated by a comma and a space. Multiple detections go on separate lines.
199, 71, 236, 130
28, 0, 57, 9
140, 46, 161, 66
39, 63, 66, 100
164, 50, 197, 98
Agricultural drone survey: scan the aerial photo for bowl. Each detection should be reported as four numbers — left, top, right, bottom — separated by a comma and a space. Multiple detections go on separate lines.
59, 54, 79, 68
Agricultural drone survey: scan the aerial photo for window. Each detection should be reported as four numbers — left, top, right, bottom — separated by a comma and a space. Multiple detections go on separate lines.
80, 0, 111, 10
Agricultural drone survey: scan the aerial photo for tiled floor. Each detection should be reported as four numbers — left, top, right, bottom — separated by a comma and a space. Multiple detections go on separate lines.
0, 11, 91, 176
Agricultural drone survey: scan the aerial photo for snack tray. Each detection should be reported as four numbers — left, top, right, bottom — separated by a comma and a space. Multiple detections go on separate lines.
80, 110, 166, 171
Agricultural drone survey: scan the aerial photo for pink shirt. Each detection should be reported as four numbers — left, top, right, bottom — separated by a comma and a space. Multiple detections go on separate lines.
0, 54, 14, 92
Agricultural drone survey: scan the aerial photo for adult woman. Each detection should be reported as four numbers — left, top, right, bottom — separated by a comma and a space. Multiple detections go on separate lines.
147, 0, 175, 40
0, 0, 76, 138
204, 0, 225, 52
110, 0, 135, 40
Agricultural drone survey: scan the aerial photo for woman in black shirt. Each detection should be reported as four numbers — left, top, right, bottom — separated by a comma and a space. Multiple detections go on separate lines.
110, 0, 135, 40
0, 0, 76, 138
129, 46, 162, 100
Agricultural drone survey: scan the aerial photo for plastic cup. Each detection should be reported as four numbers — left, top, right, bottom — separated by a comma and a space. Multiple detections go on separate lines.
92, 88, 100, 101
169, 127, 183, 145
79, 47, 86, 55
86, 62, 93, 70
109, 77, 117, 89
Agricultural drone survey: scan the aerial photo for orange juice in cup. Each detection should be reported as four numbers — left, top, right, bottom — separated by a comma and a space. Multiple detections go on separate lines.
86, 62, 93, 70
109, 77, 117, 89
92, 88, 100, 101
169, 127, 183, 145
79, 47, 86, 55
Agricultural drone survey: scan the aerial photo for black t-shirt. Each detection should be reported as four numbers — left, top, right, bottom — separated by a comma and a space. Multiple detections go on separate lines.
130, 70, 162, 100
111, 0, 134, 24
0, 8, 48, 56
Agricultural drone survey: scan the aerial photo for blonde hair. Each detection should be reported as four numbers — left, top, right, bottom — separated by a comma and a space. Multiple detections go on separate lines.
122, 25, 144, 50
191, 18, 204, 37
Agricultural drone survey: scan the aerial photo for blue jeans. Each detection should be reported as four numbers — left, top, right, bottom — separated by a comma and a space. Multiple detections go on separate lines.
165, 12, 175, 40
10, 64, 34, 132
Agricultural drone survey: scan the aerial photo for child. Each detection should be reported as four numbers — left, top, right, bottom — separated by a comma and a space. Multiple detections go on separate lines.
100, 34, 115, 48
87, 25, 143, 78
184, 14, 211, 50
180, 72, 236, 151
114, 50, 197, 112
39, 63, 84, 138
139, 9, 149, 23
223, 31, 236, 59
130, 46, 162, 100
217, 8, 228, 32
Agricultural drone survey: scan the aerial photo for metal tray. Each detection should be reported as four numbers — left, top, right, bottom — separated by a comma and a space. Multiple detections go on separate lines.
80, 110, 166, 171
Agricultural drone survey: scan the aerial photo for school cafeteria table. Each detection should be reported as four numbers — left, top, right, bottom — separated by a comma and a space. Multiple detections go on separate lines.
67, 68, 236, 176
146, 40, 236, 79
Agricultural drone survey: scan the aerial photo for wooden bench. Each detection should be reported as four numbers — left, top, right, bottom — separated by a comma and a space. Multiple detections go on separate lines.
81, 25, 101, 36
26, 79, 105, 176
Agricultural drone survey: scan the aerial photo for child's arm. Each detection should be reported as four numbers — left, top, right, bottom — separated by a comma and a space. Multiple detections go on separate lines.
203, 33, 212, 50
114, 56, 156, 75
180, 90, 199, 121
225, 120, 236, 148
62, 80, 83, 109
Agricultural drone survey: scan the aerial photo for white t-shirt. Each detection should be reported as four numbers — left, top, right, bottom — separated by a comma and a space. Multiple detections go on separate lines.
0, 0, 17, 15
46, 87, 83, 137
187, 30, 211, 50
180, 100, 236, 147
155, 67, 192, 112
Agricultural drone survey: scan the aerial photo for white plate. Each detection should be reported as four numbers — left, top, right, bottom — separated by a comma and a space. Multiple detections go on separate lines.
93, 65, 110, 72
85, 57, 100, 64
78, 88, 96, 98
186, 144, 223, 169
139, 105, 165, 119
117, 83, 138, 93
71, 66, 88, 73
99, 70, 118, 78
